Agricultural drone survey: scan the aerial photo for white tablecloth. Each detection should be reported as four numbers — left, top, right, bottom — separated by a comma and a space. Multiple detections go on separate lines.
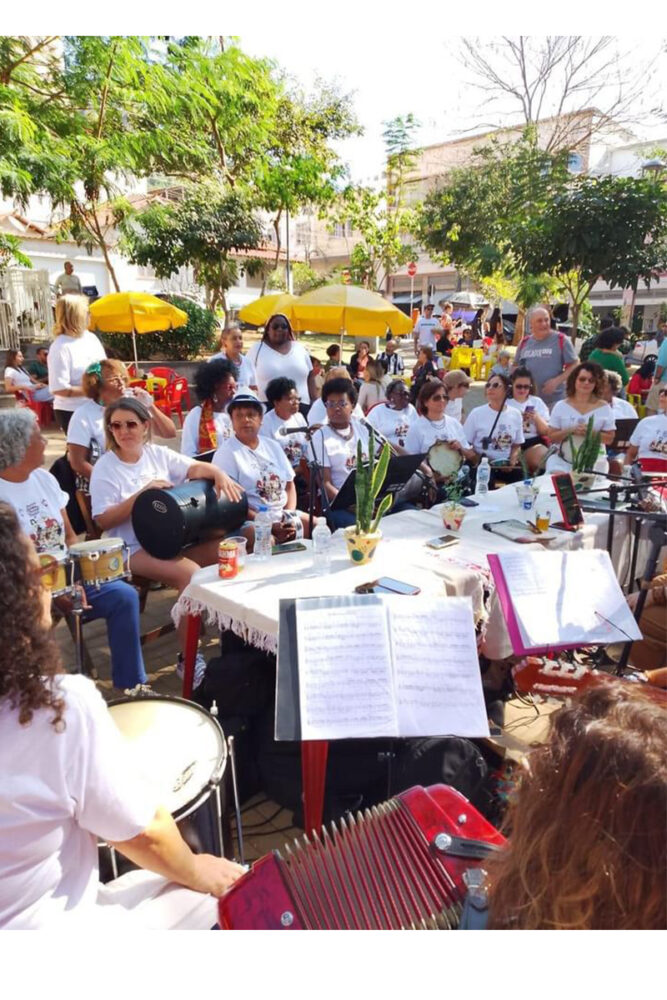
173, 476, 645, 660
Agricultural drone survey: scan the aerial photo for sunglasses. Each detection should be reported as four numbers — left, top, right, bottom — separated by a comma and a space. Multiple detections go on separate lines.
486, 381, 505, 389
576, 376, 595, 383
109, 420, 140, 431
324, 399, 352, 409
513, 383, 531, 390
429, 394, 447, 401
270, 321, 289, 330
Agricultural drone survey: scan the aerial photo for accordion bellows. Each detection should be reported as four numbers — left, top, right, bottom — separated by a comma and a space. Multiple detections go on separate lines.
219, 784, 505, 930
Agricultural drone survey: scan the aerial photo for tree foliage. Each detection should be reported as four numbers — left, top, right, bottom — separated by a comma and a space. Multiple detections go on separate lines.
0, 233, 32, 275
101, 294, 217, 361
121, 184, 264, 312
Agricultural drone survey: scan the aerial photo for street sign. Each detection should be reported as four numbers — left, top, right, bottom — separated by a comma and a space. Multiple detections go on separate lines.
407, 262, 417, 277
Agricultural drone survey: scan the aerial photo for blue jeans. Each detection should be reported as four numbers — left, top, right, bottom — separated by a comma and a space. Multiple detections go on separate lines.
83, 580, 146, 689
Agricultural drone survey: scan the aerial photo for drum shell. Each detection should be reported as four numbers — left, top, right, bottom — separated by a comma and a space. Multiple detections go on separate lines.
69, 538, 128, 587
131, 480, 248, 559
39, 551, 72, 596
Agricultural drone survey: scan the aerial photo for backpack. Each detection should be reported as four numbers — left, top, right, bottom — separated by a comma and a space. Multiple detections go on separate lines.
516, 331, 565, 369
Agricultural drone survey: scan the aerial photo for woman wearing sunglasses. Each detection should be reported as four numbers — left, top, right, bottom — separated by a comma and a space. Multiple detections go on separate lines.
507, 367, 551, 474
463, 373, 524, 472
90, 397, 242, 683
366, 379, 419, 452
404, 380, 475, 461
245, 313, 317, 405
624, 385, 667, 473
545, 362, 615, 475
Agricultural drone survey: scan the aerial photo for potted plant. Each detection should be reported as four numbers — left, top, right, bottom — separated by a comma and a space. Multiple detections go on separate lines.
344, 428, 393, 564
565, 416, 603, 488
441, 479, 467, 531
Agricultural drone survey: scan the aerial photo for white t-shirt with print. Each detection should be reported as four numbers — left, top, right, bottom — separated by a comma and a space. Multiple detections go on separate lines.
0, 468, 67, 553
404, 414, 471, 456
545, 400, 615, 474
307, 397, 364, 426
507, 394, 550, 435
366, 402, 419, 448
259, 408, 307, 468
90, 444, 195, 554
311, 420, 371, 491
66, 399, 106, 458
208, 351, 257, 389
463, 404, 525, 462
48, 331, 106, 412
245, 341, 313, 403
0, 675, 157, 929
212, 434, 294, 516
180, 406, 232, 458
413, 318, 440, 350
628, 413, 667, 462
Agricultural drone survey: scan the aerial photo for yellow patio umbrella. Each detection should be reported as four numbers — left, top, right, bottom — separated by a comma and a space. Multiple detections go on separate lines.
238, 292, 300, 327
89, 292, 188, 369
291, 284, 413, 347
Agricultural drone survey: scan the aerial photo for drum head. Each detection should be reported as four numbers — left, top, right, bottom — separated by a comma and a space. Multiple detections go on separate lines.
108, 696, 227, 819
427, 441, 463, 481
70, 537, 125, 555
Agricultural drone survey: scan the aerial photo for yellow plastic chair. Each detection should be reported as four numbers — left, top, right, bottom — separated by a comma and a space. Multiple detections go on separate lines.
470, 348, 484, 379
449, 346, 473, 374
627, 393, 646, 418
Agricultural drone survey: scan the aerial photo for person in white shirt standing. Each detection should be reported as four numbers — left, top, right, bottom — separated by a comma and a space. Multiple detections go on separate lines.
0, 502, 245, 929
53, 260, 82, 297
48, 294, 106, 432
208, 324, 258, 393
412, 303, 440, 356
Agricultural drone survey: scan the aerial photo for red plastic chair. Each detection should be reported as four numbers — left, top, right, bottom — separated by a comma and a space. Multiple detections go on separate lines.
14, 390, 54, 428
154, 376, 189, 427
149, 366, 191, 409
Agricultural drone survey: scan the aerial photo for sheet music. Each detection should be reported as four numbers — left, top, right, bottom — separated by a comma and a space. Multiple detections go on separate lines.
496, 549, 642, 649
296, 597, 398, 740
386, 596, 489, 738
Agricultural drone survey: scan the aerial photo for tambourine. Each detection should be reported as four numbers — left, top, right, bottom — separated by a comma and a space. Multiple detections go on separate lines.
427, 440, 463, 482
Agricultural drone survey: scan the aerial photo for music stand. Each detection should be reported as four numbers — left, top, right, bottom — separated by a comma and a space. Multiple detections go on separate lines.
610, 418, 639, 450
330, 453, 426, 511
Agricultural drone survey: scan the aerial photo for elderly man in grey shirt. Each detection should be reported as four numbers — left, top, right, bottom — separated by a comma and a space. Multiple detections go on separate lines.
54, 261, 82, 297
514, 306, 579, 409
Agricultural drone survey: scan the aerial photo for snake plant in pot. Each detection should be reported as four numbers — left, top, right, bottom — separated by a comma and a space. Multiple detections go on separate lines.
344, 427, 393, 564
564, 416, 603, 487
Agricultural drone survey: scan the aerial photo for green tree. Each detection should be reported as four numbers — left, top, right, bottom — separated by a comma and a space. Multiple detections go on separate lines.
267, 261, 328, 296
0, 233, 32, 274
121, 183, 263, 312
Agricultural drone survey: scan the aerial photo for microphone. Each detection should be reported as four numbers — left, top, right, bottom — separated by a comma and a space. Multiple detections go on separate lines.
278, 424, 318, 437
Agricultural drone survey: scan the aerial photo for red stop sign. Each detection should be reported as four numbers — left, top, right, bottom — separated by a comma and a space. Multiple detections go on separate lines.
407, 262, 417, 277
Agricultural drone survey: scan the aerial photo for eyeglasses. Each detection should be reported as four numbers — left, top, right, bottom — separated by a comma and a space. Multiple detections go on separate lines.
270, 321, 289, 330
324, 400, 351, 409
486, 381, 505, 389
576, 376, 595, 384
109, 420, 140, 431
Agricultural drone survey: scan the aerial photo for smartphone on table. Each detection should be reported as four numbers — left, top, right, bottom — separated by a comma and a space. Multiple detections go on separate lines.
355, 577, 421, 596
426, 534, 459, 550
272, 541, 307, 555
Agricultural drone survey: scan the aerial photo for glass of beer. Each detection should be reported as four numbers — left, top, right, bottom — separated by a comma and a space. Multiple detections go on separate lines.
535, 505, 551, 532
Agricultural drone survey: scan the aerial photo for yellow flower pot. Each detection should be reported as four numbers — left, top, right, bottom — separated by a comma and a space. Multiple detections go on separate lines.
344, 527, 382, 565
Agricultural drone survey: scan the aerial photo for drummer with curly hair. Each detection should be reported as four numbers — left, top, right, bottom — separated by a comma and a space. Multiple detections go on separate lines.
0, 501, 245, 928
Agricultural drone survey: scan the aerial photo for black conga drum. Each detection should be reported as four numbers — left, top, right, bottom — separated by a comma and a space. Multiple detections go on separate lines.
132, 481, 248, 559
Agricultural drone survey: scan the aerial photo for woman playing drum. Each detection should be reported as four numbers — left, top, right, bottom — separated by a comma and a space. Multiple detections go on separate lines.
0, 501, 245, 929
212, 392, 310, 547
0, 409, 148, 693
90, 397, 242, 680
404, 380, 475, 470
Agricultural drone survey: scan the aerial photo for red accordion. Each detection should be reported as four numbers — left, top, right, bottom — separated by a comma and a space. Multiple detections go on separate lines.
219, 784, 505, 930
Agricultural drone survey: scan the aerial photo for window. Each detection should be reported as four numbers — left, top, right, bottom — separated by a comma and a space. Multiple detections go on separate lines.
333, 221, 352, 238
296, 222, 312, 245
568, 152, 584, 174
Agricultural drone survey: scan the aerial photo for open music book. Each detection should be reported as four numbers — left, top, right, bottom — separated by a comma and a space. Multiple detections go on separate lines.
488, 549, 642, 656
277, 594, 488, 741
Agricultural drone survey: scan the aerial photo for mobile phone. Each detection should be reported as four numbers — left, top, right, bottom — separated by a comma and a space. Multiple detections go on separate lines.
460, 497, 479, 507
354, 577, 421, 596
551, 472, 584, 529
426, 535, 459, 549
271, 541, 307, 555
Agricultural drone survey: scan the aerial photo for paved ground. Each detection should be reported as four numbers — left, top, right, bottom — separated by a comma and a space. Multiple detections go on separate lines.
42, 347, 549, 864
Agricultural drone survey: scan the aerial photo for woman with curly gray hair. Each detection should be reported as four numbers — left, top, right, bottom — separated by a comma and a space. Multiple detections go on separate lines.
0, 502, 245, 928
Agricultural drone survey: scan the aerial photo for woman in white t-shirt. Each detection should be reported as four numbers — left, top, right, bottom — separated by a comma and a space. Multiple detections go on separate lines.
0, 503, 245, 929
90, 397, 242, 666
366, 379, 419, 451
207, 324, 258, 391
48, 294, 107, 432
624, 386, 667, 472
508, 366, 551, 473
4, 348, 53, 402
261, 377, 308, 469
307, 366, 365, 425
463, 373, 525, 468
357, 359, 388, 414
246, 313, 316, 403
180, 358, 237, 458
212, 392, 309, 544
68, 358, 176, 487
404, 379, 475, 489
545, 362, 616, 475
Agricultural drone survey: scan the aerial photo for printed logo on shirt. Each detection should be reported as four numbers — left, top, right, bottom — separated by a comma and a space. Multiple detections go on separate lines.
492, 429, 514, 453
25, 500, 64, 552
394, 421, 410, 441
257, 471, 283, 503
648, 434, 667, 455
282, 440, 303, 466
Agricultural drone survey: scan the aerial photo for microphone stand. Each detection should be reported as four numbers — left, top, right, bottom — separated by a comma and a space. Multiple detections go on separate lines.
304, 431, 330, 538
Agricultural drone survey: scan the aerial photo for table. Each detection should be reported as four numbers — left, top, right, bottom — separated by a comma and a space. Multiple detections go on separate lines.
172, 476, 652, 832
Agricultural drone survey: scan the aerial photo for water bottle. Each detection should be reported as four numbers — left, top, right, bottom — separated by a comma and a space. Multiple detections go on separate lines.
476, 457, 491, 497
253, 505, 272, 562
312, 518, 332, 574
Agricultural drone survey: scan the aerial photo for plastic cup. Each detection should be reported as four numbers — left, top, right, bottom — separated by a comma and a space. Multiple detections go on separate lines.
227, 536, 247, 570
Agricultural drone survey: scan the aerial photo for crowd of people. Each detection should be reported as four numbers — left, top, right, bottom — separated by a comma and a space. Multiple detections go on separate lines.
1, 294, 665, 931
